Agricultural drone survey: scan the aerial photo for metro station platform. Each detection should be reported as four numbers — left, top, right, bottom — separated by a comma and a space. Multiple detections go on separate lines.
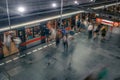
0, 32, 120, 80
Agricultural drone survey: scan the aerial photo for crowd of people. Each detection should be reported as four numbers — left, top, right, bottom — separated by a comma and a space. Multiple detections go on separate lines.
51, 20, 110, 52
43, 18, 112, 54
0, 19, 115, 80
0, 18, 112, 59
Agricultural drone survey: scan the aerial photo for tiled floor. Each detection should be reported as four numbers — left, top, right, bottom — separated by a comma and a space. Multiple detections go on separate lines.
0, 32, 120, 80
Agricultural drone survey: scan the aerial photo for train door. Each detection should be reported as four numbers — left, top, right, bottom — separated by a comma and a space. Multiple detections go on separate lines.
17, 27, 26, 51
0, 32, 3, 59
71, 15, 75, 28
0, 32, 3, 42
41, 23, 46, 43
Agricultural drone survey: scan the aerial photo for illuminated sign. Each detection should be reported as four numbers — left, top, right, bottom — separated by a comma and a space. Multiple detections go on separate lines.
96, 18, 119, 27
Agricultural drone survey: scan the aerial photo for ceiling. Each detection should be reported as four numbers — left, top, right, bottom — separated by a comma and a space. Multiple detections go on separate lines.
0, 0, 95, 17
0, 0, 118, 28
0, 0, 115, 17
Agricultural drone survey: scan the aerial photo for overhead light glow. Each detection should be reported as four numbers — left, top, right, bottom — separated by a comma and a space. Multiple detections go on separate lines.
74, 1, 79, 4
18, 7, 25, 12
52, 3, 57, 8
90, 0, 94, 2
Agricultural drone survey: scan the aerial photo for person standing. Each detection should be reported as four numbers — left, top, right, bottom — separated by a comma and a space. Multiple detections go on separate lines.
51, 28, 56, 40
4, 33, 11, 51
109, 26, 113, 38
63, 34, 68, 52
83, 20, 88, 29
45, 27, 50, 43
101, 26, 107, 41
93, 24, 98, 40
77, 20, 81, 32
56, 30, 60, 47
88, 23, 94, 39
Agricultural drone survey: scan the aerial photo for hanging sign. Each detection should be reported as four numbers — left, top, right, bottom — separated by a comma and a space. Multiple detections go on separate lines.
101, 19, 113, 26
96, 18, 120, 27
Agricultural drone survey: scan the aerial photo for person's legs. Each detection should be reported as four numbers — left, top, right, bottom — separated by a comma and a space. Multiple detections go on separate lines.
88, 31, 90, 39
56, 40, 58, 47
93, 32, 97, 40
90, 31, 92, 39
63, 42, 66, 51
56, 40, 59, 47
66, 42, 68, 51
101, 34, 105, 42
46, 35, 49, 44
103, 35, 106, 40
88, 31, 91, 39
63, 42, 68, 52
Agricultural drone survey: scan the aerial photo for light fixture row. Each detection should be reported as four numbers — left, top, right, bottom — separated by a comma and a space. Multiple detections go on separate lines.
17, 0, 94, 13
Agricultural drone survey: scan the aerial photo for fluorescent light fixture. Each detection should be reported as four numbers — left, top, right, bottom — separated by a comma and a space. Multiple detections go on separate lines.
52, 3, 57, 8
18, 7, 25, 13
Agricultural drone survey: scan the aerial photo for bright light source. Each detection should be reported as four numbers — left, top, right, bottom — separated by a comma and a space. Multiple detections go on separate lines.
74, 1, 79, 5
74, 1, 78, 4
90, 0, 94, 2
18, 7, 25, 13
52, 3, 57, 8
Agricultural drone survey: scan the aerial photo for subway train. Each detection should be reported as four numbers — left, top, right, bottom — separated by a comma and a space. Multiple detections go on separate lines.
0, 2, 119, 57
0, 11, 84, 52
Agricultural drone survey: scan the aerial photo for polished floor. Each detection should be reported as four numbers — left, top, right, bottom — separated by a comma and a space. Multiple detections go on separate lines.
0, 31, 120, 80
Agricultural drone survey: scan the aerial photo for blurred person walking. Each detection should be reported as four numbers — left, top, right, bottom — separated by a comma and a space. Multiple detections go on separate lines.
88, 23, 94, 39
93, 24, 98, 40
56, 30, 61, 47
45, 27, 50, 44
100, 26, 107, 41
63, 34, 68, 52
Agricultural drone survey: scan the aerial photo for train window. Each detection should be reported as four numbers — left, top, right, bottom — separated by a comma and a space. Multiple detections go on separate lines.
34, 26, 41, 38
25, 28, 33, 40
